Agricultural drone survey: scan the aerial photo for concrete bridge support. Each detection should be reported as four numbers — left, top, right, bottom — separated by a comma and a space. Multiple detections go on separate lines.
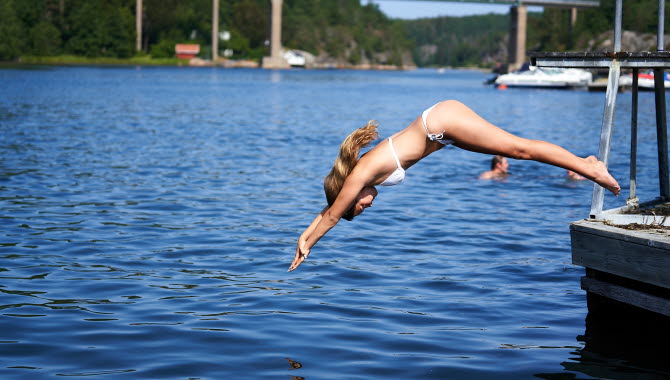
508, 5, 527, 73
212, 0, 219, 61
136, 0, 142, 52
262, 0, 289, 69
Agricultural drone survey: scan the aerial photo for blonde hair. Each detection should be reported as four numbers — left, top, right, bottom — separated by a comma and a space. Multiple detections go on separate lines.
324, 120, 379, 221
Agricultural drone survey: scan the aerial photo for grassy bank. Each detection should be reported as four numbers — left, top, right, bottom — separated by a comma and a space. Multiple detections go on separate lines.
16, 55, 187, 66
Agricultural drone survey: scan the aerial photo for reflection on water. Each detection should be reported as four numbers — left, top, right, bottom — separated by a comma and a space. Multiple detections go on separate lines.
286, 357, 303, 370
568, 294, 670, 379
1, 66, 668, 379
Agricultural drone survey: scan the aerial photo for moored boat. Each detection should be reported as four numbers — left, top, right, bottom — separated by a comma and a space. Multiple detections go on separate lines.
494, 67, 592, 89
637, 70, 670, 90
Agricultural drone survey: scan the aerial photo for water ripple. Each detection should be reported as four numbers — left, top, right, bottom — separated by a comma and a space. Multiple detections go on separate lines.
1, 66, 668, 379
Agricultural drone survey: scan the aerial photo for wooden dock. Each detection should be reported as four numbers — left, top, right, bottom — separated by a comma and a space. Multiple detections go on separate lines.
571, 218, 670, 316
531, 0, 670, 319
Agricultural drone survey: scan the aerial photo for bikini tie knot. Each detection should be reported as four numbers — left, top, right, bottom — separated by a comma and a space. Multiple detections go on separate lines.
428, 132, 444, 141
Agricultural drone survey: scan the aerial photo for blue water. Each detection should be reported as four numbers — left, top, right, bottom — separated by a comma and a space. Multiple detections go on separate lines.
1, 66, 668, 379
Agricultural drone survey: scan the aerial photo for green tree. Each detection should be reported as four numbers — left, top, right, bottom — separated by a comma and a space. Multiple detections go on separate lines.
64, 0, 134, 57
142, 0, 210, 56
29, 20, 61, 55
404, 13, 508, 67
64, 1, 102, 56
282, 0, 410, 65
231, 0, 266, 49
0, 0, 26, 60
98, 5, 134, 57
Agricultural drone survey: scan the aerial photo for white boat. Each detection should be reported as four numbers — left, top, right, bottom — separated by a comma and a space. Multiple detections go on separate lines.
494, 67, 592, 89
587, 75, 633, 92
283, 50, 306, 67
636, 71, 670, 90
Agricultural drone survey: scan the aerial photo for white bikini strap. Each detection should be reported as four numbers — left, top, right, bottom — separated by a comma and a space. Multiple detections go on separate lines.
387, 137, 402, 169
422, 103, 444, 140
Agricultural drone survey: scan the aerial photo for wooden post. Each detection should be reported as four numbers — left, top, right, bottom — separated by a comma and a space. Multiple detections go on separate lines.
212, 0, 219, 61
136, 0, 142, 52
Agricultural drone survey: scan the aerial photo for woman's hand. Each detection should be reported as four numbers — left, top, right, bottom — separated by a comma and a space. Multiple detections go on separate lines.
288, 239, 310, 272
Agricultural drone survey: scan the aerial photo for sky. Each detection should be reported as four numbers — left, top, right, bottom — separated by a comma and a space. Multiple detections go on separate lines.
363, 0, 543, 19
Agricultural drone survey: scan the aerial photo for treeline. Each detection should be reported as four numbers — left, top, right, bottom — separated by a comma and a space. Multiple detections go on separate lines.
283, 0, 410, 66
0, 0, 410, 66
404, 14, 509, 67
529, 0, 669, 52
403, 0, 670, 68
1, 0, 136, 59
1, 0, 668, 68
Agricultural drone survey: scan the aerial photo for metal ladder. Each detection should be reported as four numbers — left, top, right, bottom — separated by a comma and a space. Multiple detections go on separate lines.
530, 0, 670, 221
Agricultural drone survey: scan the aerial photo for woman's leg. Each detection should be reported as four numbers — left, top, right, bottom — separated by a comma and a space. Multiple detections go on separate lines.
434, 100, 620, 195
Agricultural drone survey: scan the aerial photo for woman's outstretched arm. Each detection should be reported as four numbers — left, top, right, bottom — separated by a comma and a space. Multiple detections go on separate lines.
432, 100, 620, 195
289, 175, 367, 271
290, 206, 328, 271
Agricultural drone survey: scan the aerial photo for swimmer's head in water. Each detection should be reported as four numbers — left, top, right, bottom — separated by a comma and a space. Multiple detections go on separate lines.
491, 155, 508, 172
324, 120, 379, 221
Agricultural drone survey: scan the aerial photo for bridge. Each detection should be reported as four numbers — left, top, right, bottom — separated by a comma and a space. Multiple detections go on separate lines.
261, 0, 600, 71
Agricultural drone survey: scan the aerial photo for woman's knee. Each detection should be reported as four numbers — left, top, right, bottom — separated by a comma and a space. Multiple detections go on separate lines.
439, 99, 466, 112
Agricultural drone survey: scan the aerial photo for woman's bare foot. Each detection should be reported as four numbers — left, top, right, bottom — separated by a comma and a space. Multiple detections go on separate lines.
585, 155, 620, 196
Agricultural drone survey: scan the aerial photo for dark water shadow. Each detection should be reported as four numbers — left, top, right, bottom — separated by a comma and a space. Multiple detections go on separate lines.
536, 293, 670, 380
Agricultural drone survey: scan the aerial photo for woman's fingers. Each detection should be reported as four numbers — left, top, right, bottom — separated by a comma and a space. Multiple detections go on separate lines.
288, 255, 303, 272
288, 248, 306, 272
288, 246, 310, 272
288, 254, 304, 271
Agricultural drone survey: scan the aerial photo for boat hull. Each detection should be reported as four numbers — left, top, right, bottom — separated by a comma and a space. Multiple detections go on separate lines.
494, 68, 592, 89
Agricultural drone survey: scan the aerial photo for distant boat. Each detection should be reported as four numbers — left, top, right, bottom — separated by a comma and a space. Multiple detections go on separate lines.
283, 50, 306, 68
494, 67, 592, 89
636, 70, 670, 90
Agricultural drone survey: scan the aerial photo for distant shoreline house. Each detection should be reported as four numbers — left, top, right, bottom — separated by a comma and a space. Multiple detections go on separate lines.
175, 44, 200, 59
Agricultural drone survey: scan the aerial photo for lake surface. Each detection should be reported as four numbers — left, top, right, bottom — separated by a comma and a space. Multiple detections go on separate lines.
1, 66, 668, 379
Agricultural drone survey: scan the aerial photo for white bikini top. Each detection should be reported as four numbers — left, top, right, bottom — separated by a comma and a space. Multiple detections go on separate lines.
422, 103, 454, 146
379, 137, 405, 187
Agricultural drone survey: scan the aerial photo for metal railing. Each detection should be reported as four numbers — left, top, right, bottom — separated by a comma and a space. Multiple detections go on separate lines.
530, 0, 670, 224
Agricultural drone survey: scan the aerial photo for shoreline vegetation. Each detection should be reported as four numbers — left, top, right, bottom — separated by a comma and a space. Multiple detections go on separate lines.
2, 56, 499, 72
7, 55, 423, 71
1, 1, 665, 72
15, 54, 184, 66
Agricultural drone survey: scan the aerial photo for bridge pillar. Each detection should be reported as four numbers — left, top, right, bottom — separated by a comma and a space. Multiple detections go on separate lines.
212, 0, 219, 61
136, 0, 142, 52
262, 0, 289, 69
507, 5, 527, 73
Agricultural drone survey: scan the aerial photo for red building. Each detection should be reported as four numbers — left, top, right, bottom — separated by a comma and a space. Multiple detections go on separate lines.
175, 44, 200, 59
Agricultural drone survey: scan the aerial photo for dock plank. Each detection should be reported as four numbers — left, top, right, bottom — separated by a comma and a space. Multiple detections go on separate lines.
571, 220, 670, 289
581, 276, 670, 316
